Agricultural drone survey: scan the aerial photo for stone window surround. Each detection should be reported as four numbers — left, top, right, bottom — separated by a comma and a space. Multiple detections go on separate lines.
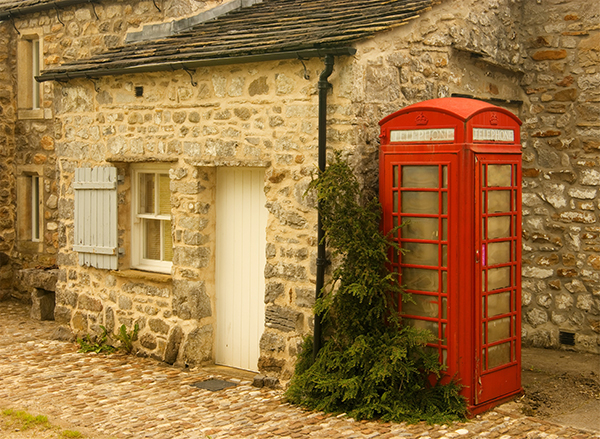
17, 29, 45, 120
16, 165, 44, 250
130, 163, 174, 274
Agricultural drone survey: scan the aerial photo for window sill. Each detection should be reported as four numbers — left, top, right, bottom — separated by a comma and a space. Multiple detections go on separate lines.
18, 108, 51, 120
110, 269, 172, 284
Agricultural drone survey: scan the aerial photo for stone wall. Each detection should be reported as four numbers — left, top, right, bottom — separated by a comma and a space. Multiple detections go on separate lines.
519, 0, 600, 353
53, 58, 348, 378
0, 21, 17, 300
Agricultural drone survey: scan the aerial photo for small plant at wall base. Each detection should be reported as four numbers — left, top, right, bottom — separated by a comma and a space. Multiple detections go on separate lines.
76, 324, 139, 354
76, 326, 116, 354
285, 152, 466, 423
114, 323, 139, 354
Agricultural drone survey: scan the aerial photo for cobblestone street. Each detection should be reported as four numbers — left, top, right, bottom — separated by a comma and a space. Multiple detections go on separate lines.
0, 300, 598, 439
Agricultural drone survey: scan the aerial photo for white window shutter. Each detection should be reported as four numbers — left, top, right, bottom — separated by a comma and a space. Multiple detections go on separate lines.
73, 167, 118, 270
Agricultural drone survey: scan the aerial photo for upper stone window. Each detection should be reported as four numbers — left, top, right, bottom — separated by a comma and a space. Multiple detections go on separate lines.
17, 34, 43, 119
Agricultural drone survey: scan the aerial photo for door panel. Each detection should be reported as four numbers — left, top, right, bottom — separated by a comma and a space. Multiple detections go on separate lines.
475, 157, 521, 404
383, 155, 457, 373
216, 168, 267, 371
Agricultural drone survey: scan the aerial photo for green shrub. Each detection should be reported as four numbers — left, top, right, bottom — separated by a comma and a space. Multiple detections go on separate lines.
285, 152, 466, 423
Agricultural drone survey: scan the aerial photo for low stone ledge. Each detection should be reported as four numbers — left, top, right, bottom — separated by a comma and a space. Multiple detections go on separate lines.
17, 268, 59, 292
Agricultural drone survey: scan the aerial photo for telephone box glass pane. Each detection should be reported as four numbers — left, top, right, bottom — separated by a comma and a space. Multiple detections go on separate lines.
393, 166, 399, 187
402, 192, 438, 214
442, 166, 448, 188
403, 242, 438, 266
488, 317, 510, 343
442, 192, 448, 214
402, 294, 438, 318
487, 165, 512, 187
488, 267, 511, 290
487, 242, 511, 265
405, 318, 439, 339
402, 166, 438, 188
402, 267, 439, 292
393, 191, 398, 213
488, 216, 511, 239
402, 217, 438, 240
442, 218, 448, 240
488, 291, 511, 316
488, 343, 511, 368
488, 191, 511, 213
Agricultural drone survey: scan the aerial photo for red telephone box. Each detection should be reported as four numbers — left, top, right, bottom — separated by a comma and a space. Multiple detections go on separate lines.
379, 97, 522, 415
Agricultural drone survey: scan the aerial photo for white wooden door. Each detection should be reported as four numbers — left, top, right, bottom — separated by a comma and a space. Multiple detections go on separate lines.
216, 168, 267, 371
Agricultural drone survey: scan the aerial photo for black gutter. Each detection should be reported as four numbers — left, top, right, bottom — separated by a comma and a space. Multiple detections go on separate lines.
313, 53, 334, 362
0, 0, 97, 21
37, 47, 356, 82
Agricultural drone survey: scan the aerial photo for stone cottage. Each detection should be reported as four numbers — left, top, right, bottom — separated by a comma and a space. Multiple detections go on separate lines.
0, 0, 598, 382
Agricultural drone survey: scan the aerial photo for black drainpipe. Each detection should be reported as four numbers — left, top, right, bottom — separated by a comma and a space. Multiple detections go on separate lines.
313, 54, 334, 361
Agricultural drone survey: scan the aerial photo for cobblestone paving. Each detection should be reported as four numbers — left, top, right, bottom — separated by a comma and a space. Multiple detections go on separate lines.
1, 300, 598, 439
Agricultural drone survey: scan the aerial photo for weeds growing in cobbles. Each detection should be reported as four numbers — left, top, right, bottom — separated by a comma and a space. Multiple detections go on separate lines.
286, 152, 467, 424
76, 323, 139, 355
1, 408, 86, 438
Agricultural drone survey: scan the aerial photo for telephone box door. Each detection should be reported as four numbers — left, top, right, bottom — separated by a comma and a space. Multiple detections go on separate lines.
381, 153, 460, 378
474, 156, 522, 405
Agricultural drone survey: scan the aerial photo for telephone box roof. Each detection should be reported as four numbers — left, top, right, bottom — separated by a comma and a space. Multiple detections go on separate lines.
379, 97, 522, 126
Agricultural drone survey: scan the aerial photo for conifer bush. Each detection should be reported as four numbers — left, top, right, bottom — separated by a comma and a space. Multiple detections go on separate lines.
285, 152, 466, 423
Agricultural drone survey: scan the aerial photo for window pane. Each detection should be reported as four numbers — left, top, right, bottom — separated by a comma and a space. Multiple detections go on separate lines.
402, 267, 439, 292
442, 218, 447, 240
159, 174, 170, 215
144, 219, 161, 260
32, 39, 40, 109
401, 191, 438, 214
402, 166, 438, 188
442, 192, 447, 214
487, 165, 512, 187
139, 173, 155, 214
31, 176, 40, 241
163, 220, 173, 262
488, 317, 511, 343
393, 191, 398, 213
402, 217, 438, 240
488, 291, 511, 316
402, 242, 438, 266
487, 242, 511, 265
442, 166, 448, 188
488, 216, 511, 239
404, 318, 439, 340
487, 266, 511, 291
402, 293, 438, 318
488, 342, 511, 369
393, 165, 398, 187
487, 190, 511, 213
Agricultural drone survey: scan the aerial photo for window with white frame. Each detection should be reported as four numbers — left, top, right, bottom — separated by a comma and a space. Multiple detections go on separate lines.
131, 165, 173, 273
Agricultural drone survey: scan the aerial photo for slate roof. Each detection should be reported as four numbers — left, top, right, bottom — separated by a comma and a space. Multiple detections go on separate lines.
38, 0, 435, 81
0, 0, 90, 18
